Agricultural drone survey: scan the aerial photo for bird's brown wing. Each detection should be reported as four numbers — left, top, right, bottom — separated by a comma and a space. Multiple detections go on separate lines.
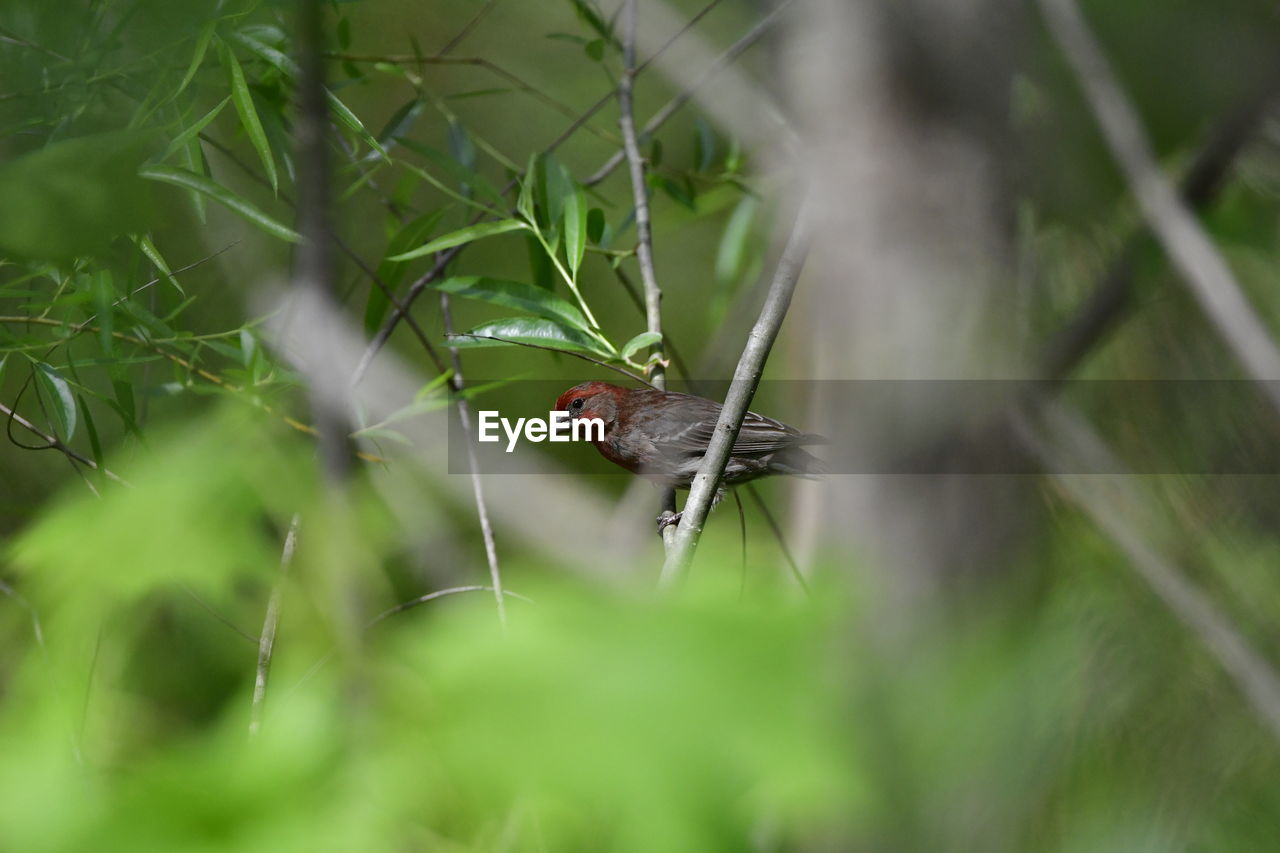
634, 391, 820, 458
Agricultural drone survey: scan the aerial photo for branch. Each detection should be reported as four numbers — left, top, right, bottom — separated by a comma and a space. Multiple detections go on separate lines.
659, 209, 810, 588
1039, 66, 1280, 380
1014, 399, 1280, 745
288, 0, 355, 480
442, 295, 507, 628
585, 0, 793, 187
1040, 0, 1280, 412
1, 399, 129, 486
618, 0, 679, 547
249, 513, 299, 737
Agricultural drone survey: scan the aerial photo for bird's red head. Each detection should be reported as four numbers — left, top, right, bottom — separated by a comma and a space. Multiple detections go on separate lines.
554, 381, 627, 427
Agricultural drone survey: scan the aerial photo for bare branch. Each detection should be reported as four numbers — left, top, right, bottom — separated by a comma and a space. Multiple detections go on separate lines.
1040, 0, 1280, 410
660, 210, 809, 588
249, 513, 300, 737
442, 294, 507, 628
1014, 400, 1280, 745
1, 399, 129, 486
619, 0, 679, 548
1039, 65, 1280, 381
586, 1, 794, 187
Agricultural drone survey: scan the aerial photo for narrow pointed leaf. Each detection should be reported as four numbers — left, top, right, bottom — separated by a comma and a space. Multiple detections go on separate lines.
564, 182, 588, 277
431, 276, 589, 330
389, 219, 528, 262
449, 317, 608, 356
175, 21, 217, 98
620, 331, 662, 361
219, 39, 277, 193
35, 362, 77, 443
140, 165, 300, 242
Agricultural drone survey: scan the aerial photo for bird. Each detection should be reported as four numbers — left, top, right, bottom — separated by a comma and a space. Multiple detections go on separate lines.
554, 381, 824, 530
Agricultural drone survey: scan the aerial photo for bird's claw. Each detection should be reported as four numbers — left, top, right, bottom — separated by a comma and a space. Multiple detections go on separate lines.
656, 512, 682, 534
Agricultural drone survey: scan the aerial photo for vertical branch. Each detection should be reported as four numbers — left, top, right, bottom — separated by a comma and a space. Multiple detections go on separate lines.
660, 213, 810, 589
441, 294, 507, 628
250, 514, 300, 737
618, 0, 678, 548
295, 0, 353, 478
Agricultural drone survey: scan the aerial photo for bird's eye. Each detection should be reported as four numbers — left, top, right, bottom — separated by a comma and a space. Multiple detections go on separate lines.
570, 398, 584, 410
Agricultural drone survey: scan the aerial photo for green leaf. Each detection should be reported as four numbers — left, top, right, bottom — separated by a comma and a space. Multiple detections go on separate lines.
175, 20, 217, 99
517, 153, 537, 223
79, 393, 104, 476
219, 39, 278, 194
449, 317, 608, 356
389, 219, 528, 262
432, 276, 590, 331
327, 89, 389, 160
620, 331, 662, 361
586, 208, 605, 244
375, 97, 425, 149
134, 235, 185, 296
564, 182, 588, 278
716, 196, 759, 283
693, 119, 716, 173
0, 131, 156, 260
584, 38, 604, 62
140, 165, 300, 243
162, 96, 230, 161
92, 270, 115, 354
35, 362, 77, 443
364, 210, 446, 333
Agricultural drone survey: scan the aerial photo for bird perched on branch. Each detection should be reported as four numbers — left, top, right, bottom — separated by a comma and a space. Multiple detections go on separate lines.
554, 381, 824, 529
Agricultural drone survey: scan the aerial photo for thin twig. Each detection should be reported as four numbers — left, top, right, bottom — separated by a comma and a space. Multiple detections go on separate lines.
1014, 399, 1280, 745
442, 295, 507, 628
660, 209, 809, 588
437, 0, 500, 56
745, 484, 810, 595
585, 1, 793, 186
733, 490, 747, 598
1, 399, 129, 485
619, 0, 679, 549
249, 513, 300, 737
369, 585, 533, 625
1040, 0, 1280, 411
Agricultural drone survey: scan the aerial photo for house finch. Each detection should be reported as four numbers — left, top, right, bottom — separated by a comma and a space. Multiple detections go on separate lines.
554, 381, 824, 529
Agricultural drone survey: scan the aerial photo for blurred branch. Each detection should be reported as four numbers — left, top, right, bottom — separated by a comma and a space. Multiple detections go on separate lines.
1040, 0, 1280, 411
585, 0, 793, 187
618, 0, 678, 549
660, 209, 809, 589
249, 513, 299, 737
295, 0, 354, 480
1040, 69, 1280, 380
1015, 400, 1280, 745
441, 295, 507, 628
